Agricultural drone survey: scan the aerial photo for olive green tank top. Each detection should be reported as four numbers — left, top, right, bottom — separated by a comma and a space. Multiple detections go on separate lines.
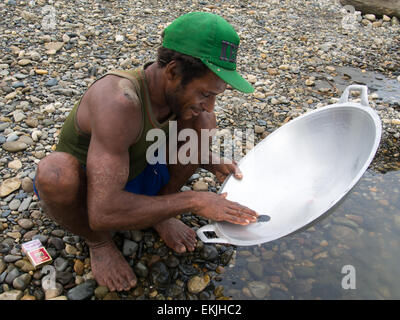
56, 64, 176, 181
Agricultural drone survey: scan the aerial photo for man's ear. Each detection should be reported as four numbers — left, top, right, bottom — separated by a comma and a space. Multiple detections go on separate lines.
164, 60, 181, 82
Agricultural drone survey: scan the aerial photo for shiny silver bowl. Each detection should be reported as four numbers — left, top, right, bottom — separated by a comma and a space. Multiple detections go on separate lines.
197, 85, 382, 246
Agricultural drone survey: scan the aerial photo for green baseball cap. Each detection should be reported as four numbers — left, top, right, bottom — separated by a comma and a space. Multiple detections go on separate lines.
162, 12, 254, 93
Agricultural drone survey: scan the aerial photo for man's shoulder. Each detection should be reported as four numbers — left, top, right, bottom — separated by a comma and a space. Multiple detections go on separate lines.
88, 73, 142, 117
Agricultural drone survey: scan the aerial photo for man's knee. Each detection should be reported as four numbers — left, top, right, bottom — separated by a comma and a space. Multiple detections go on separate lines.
36, 152, 84, 202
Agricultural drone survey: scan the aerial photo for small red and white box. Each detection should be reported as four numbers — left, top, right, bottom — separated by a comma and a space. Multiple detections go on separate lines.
21, 239, 52, 269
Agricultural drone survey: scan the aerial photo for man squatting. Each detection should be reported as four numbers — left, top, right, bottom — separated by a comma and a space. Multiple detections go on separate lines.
34, 12, 259, 292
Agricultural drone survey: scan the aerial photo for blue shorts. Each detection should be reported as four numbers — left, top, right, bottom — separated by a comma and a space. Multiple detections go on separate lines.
33, 162, 170, 200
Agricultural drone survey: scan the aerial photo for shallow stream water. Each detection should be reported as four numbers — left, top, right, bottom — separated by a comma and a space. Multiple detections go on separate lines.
218, 169, 400, 300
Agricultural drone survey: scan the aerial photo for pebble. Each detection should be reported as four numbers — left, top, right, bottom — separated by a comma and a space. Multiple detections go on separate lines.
66, 279, 96, 300
187, 275, 210, 294
248, 281, 270, 299
18, 197, 32, 212
8, 159, 22, 170
0, 178, 21, 197
54, 257, 69, 272
201, 245, 219, 261
5, 268, 20, 285
21, 177, 34, 193
8, 199, 21, 210
192, 180, 209, 191
14, 260, 35, 273
94, 286, 109, 300
73, 260, 85, 276
122, 239, 138, 256
45, 283, 64, 300
1, 141, 27, 152
12, 273, 31, 291
0, 290, 23, 300
150, 261, 170, 289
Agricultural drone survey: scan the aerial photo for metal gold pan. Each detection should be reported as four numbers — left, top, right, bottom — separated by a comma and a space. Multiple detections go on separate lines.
197, 85, 382, 246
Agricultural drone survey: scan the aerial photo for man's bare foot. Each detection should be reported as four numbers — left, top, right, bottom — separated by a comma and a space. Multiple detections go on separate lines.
88, 240, 137, 291
154, 218, 197, 253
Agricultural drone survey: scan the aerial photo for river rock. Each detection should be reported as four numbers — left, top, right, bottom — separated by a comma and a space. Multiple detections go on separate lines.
15, 259, 35, 272
66, 279, 96, 300
248, 261, 264, 278
8, 199, 21, 210
187, 274, 210, 294
122, 239, 138, 256
5, 268, 20, 285
18, 197, 32, 212
21, 177, 34, 193
330, 225, 358, 242
17, 218, 33, 229
193, 180, 208, 191
340, 0, 400, 18
12, 273, 31, 290
8, 159, 22, 170
73, 260, 84, 276
248, 281, 270, 299
94, 286, 109, 300
44, 42, 64, 54
45, 282, 64, 300
2, 141, 27, 152
150, 261, 170, 289
201, 245, 219, 261
0, 178, 21, 197
0, 290, 23, 300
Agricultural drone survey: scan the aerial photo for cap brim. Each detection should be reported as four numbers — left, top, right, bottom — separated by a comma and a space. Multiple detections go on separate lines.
202, 59, 254, 93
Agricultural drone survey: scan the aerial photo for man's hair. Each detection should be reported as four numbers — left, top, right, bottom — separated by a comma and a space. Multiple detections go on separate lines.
157, 32, 209, 87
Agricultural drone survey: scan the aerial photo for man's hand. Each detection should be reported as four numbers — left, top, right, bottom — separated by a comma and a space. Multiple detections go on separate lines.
203, 153, 242, 183
192, 192, 258, 225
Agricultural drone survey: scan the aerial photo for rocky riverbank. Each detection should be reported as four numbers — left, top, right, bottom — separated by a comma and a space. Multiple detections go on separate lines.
0, 0, 399, 300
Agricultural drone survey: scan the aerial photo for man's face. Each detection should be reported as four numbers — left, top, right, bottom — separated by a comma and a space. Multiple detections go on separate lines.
166, 70, 227, 121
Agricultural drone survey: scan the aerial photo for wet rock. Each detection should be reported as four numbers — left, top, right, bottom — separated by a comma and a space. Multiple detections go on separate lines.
220, 248, 234, 265
248, 261, 264, 278
290, 280, 313, 296
122, 239, 138, 256
187, 275, 210, 294
149, 261, 170, 289
248, 281, 270, 299
165, 255, 180, 268
201, 245, 219, 261
134, 261, 149, 278
294, 266, 315, 279
94, 286, 109, 300
330, 225, 358, 242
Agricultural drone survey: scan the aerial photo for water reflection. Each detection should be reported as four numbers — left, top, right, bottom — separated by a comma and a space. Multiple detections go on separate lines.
220, 170, 400, 300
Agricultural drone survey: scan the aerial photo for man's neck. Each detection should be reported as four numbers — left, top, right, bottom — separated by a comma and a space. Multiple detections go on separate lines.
144, 62, 173, 123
